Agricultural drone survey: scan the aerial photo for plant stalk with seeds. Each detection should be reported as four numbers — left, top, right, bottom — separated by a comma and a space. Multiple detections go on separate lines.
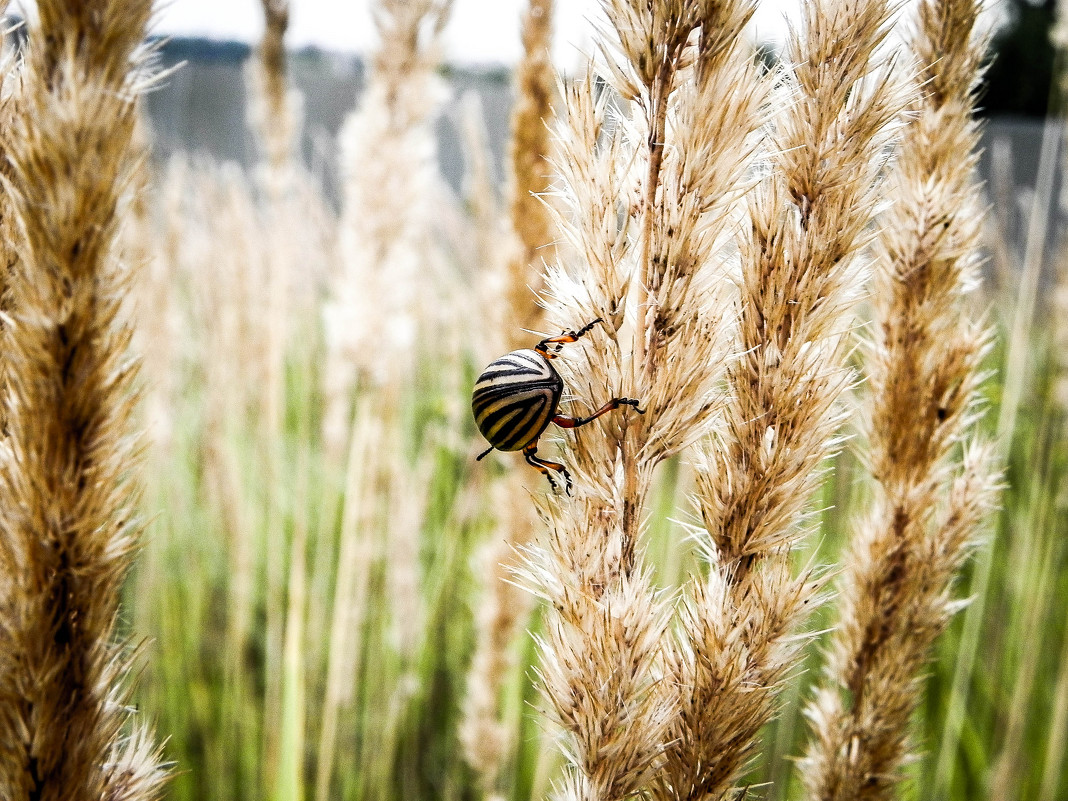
801, 1, 1000, 798
0, 0, 168, 797
660, 0, 909, 797
520, 0, 767, 797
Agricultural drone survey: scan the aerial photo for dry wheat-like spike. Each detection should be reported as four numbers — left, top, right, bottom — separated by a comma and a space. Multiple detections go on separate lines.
251, 0, 293, 167
519, 504, 678, 801
321, 0, 453, 462
672, 0, 909, 797
459, 1, 556, 788
504, 0, 557, 349
0, 0, 168, 798
520, 0, 771, 796
800, 2, 1000, 799
659, 550, 818, 801
247, 0, 304, 207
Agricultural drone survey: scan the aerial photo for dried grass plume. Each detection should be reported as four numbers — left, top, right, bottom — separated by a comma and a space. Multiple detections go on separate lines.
801, 1, 1000, 798
0, 0, 169, 797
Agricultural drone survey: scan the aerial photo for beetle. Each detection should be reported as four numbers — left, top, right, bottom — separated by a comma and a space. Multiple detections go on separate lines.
472, 319, 644, 493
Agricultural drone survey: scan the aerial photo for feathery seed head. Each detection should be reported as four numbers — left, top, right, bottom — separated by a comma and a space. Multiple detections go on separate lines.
800, 1, 1000, 797
0, 0, 167, 796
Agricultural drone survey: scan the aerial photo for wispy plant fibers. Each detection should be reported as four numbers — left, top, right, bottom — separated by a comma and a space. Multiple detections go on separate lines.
0, 12, 19, 440
801, 1, 999, 798
673, 0, 908, 798
0, 0, 168, 799
520, 0, 767, 796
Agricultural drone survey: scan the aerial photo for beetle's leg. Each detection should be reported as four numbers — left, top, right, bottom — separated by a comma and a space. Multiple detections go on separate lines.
535, 318, 604, 359
553, 397, 645, 429
523, 445, 572, 495
476, 445, 494, 461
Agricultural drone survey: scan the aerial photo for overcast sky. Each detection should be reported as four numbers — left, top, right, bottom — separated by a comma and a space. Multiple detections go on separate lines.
154, 0, 801, 65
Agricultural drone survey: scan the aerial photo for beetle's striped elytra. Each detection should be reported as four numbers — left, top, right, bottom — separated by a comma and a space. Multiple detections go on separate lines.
472, 349, 563, 452
472, 319, 644, 493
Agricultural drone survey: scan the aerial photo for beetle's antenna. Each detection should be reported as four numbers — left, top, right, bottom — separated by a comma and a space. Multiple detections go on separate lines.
476, 445, 494, 461
574, 317, 603, 339
535, 317, 605, 357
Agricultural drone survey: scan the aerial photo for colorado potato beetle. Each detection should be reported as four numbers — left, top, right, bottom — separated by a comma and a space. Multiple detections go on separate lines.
472, 319, 643, 493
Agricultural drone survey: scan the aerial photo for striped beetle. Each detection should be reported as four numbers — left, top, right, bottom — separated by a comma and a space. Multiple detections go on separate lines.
472, 319, 644, 493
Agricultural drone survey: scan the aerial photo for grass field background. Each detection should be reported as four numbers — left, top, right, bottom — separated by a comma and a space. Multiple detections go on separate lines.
111, 11, 1068, 801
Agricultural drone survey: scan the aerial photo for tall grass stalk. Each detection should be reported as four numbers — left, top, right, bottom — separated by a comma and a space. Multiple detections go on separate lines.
933, 44, 1064, 801
674, 0, 906, 797
1039, 599, 1068, 798
246, 2, 300, 789
314, 401, 381, 801
518, 0, 773, 796
316, 0, 457, 796
504, 0, 556, 345
800, 2, 999, 797
0, 0, 167, 796
460, 2, 558, 794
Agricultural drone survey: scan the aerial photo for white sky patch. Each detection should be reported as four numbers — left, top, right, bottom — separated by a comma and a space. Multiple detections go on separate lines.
153, 0, 801, 66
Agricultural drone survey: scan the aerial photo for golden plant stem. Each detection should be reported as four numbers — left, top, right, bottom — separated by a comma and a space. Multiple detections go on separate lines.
632, 62, 673, 382
0, 0, 167, 797
506, 0, 556, 349
621, 48, 685, 570
801, 1, 997, 798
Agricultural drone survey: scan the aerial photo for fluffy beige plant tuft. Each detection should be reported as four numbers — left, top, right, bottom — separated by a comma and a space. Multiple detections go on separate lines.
0, 0, 169, 798
800, 1, 1000, 798
652, 0, 909, 797
519, 0, 775, 797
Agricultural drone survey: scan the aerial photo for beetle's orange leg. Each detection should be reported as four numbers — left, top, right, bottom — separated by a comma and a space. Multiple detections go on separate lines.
524, 445, 572, 495
553, 397, 645, 429
535, 318, 603, 359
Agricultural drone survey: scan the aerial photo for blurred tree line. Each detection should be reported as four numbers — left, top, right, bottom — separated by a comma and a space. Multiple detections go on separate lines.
984, 0, 1056, 116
